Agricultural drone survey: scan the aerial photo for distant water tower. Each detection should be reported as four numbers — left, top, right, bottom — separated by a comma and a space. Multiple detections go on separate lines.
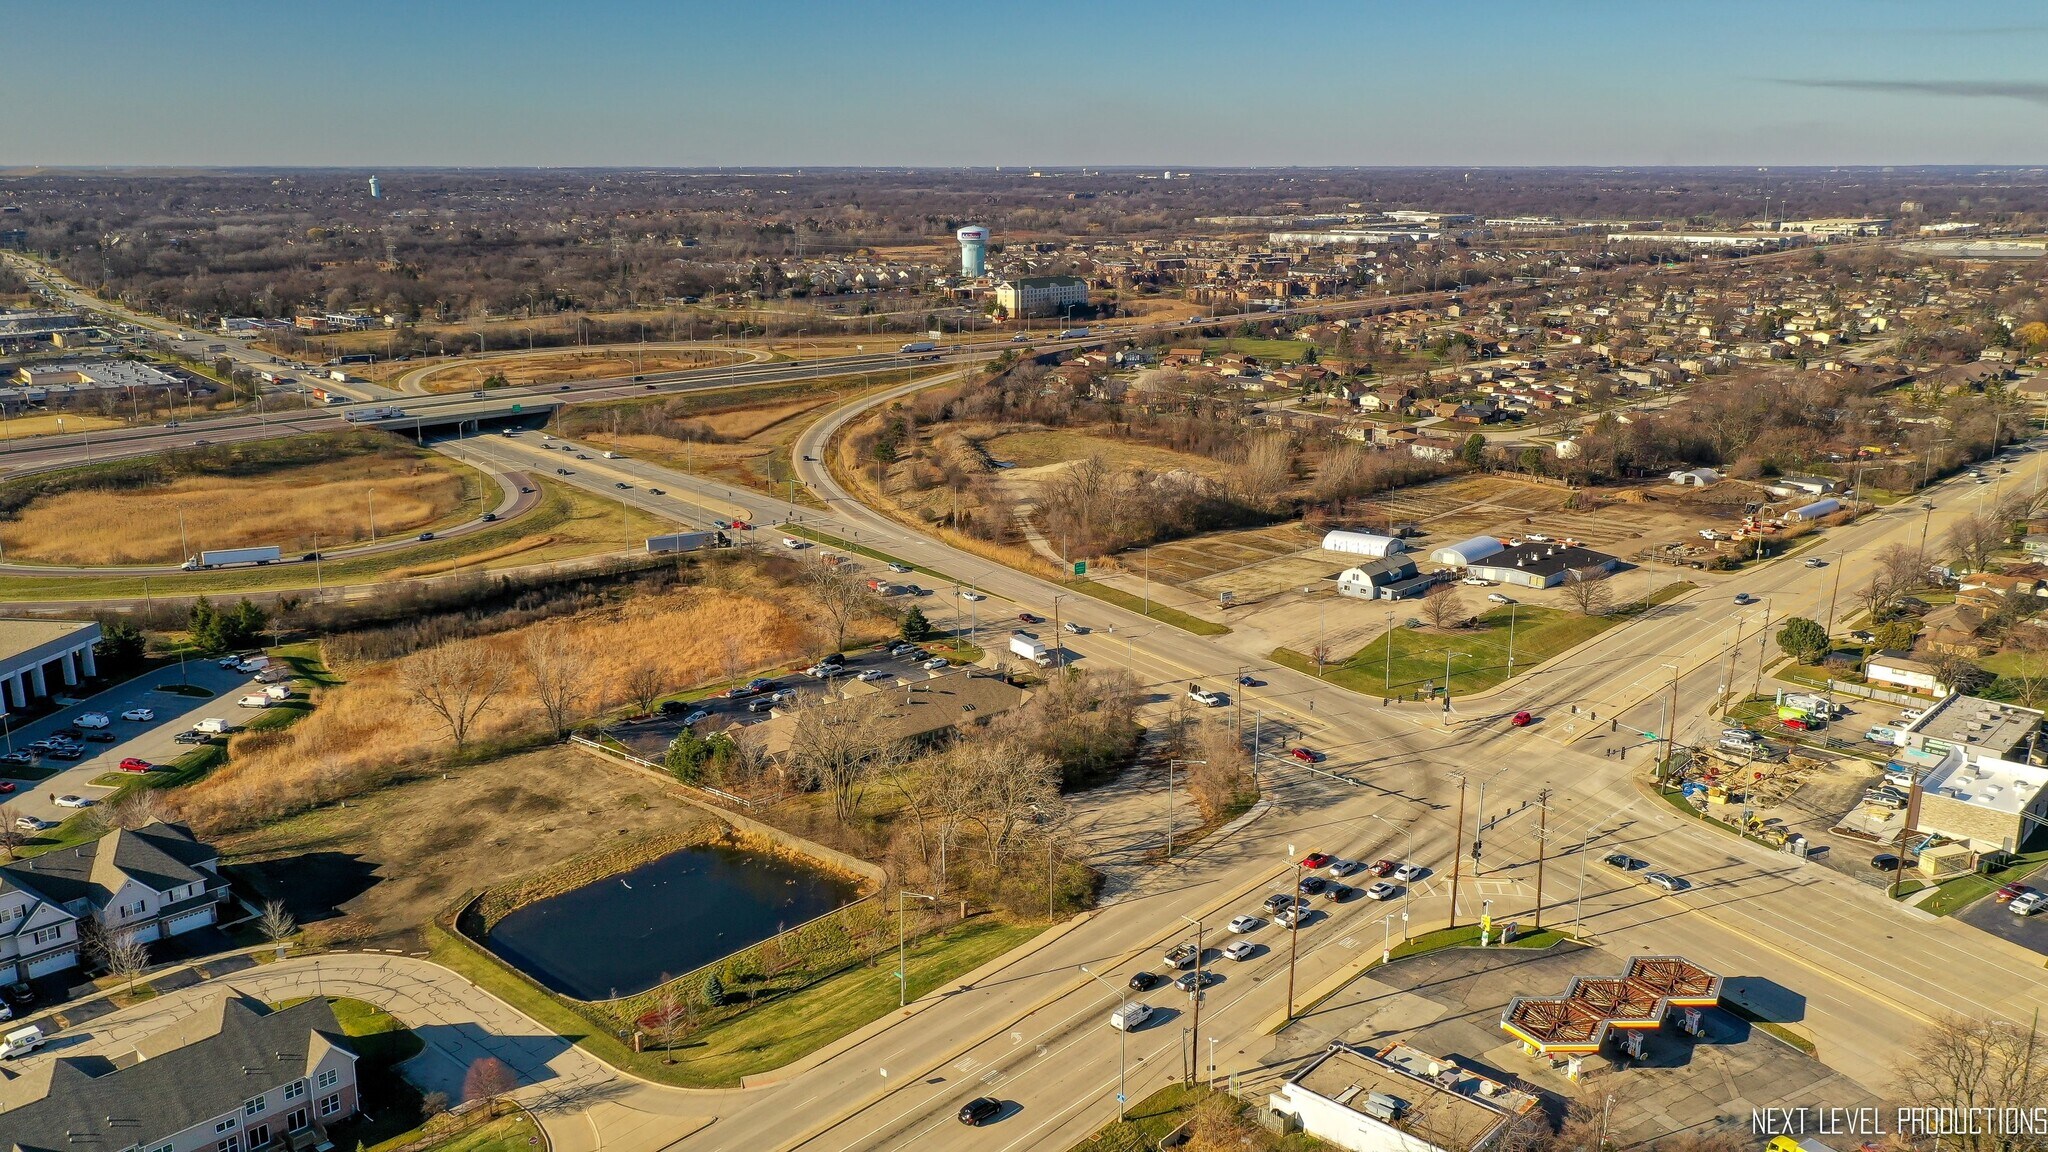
368, 175, 381, 200
956, 225, 989, 277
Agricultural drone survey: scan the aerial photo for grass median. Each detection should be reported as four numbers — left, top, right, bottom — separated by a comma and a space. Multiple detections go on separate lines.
1275, 581, 1692, 697
1067, 578, 1230, 636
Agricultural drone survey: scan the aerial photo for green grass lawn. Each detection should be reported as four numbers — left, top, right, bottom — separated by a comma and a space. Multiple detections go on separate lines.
1070, 1084, 1211, 1152
427, 915, 1039, 1088
395, 1113, 543, 1152
1275, 582, 1692, 697
1200, 337, 1314, 362
1913, 847, 2048, 915
1068, 578, 1231, 636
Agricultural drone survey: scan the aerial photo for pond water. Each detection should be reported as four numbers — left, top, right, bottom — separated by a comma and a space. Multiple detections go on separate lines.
485, 844, 860, 1000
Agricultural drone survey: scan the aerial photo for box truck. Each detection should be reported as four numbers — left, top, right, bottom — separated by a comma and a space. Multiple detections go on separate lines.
1009, 634, 1052, 667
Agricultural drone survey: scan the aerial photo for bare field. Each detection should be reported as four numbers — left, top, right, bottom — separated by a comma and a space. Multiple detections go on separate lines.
979, 428, 1228, 478
0, 452, 480, 566
220, 745, 712, 949
1114, 522, 1321, 588
0, 412, 128, 441
416, 346, 750, 392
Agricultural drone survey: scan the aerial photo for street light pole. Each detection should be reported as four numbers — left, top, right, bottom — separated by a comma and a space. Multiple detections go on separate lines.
1181, 914, 1204, 1082
1079, 966, 1130, 1119
896, 890, 937, 1007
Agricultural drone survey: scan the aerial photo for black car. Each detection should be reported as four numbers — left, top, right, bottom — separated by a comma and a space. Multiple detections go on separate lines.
1175, 970, 1218, 994
649, 488, 665, 495
51, 728, 81, 740
615, 482, 632, 490
481, 512, 498, 522
2, 982, 33, 1010
1601, 853, 1643, 871
47, 747, 83, 761
1297, 875, 1327, 896
658, 701, 690, 717
86, 731, 116, 743
958, 1097, 1002, 1126
303, 551, 321, 561
1128, 971, 1159, 992
1871, 853, 1903, 870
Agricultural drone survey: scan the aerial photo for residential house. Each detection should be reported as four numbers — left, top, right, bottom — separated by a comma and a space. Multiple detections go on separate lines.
1408, 437, 1461, 463
0, 821, 228, 982
1865, 649, 1945, 695
0, 988, 360, 1149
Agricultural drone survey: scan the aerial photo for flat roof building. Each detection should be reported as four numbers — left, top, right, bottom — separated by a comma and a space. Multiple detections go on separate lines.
1912, 749, 2048, 853
1901, 693, 2043, 763
1466, 542, 1618, 590
0, 618, 101, 709
1268, 1041, 1537, 1152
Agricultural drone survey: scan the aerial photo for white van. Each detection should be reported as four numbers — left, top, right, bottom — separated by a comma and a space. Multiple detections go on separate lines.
73, 713, 110, 730
192, 718, 231, 734
602, 451, 622, 459
1, 1025, 44, 1059
1109, 1001, 1152, 1031
236, 695, 273, 709
263, 684, 292, 701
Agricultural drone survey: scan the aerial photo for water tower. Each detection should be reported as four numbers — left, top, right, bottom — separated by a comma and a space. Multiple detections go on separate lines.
368, 175, 382, 200
956, 225, 989, 278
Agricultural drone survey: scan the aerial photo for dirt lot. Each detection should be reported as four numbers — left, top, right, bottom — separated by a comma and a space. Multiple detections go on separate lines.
0, 447, 483, 566
219, 746, 713, 950
415, 345, 751, 392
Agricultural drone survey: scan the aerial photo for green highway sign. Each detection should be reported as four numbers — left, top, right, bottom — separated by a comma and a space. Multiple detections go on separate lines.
1073, 561, 1087, 575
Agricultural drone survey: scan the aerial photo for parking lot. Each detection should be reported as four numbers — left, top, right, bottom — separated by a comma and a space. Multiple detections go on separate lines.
0, 661, 265, 828
1954, 864, 2048, 955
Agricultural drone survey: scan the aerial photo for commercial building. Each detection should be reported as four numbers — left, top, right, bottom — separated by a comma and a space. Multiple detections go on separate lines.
1267, 1041, 1537, 1152
1500, 955, 1722, 1059
0, 987, 360, 1148
0, 618, 101, 709
994, 276, 1089, 319
1428, 536, 1504, 568
1321, 530, 1407, 559
1898, 693, 2042, 763
1336, 557, 1422, 600
0, 820, 228, 982
1911, 751, 2048, 853
1465, 542, 1618, 590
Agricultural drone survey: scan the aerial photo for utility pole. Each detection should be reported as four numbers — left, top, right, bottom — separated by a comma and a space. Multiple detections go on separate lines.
1182, 915, 1204, 1080
1823, 551, 1847, 640
1285, 855, 1302, 1022
1235, 665, 1245, 736
1533, 787, 1551, 930
1447, 773, 1467, 929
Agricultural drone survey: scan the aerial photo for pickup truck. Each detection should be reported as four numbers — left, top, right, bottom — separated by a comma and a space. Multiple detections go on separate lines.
1163, 942, 1199, 970
1188, 686, 1224, 707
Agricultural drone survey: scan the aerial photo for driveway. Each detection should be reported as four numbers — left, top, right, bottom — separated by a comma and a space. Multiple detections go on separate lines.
0, 661, 259, 826
1955, 865, 2048, 957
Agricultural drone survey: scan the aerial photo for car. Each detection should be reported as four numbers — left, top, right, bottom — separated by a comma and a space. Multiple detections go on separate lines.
0, 752, 29, 767
1297, 874, 1327, 895
1163, 941, 1200, 969
1733, 592, 1755, 605
1226, 914, 1265, 935
648, 488, 665, 496
1128, 971, 1159, 991
1884, 771, 1915, 790
85, 732, 115, 744
746, 697, 775, 713
1222, 940, 1257, 961
958, 1098, 1003, 1126
1995, 883, 2033, 904
730, 521, 752, 531
12, 816, 49, 833
1898, 708, 1926, 723
886, 562, 911, 573
1870, 852, 1903, 871
1329, 859, 1361, 877
52, 795, 92, 809
857, 669, 891, 682
577, 453, 591, 460
1510, 711, 1533, 727
1367, 859, 1397, 877
1283, 746, 1317, 764
746, 678, 777, 691
73, 713, 109, 729
1602, 852, 1643, 871
1018, 613, 1042, 624
1803, 558, 1827, 568
727, 685, 761, 700
0, 783, 13, 794
1011, 333, 1030, 341
1299, 852, 1333, 869
1393, 863, 1424, 882
2013, 891, 2047, 916
615, 482, 631, 490
118, 757, 153, 773
46, 747, 82, 761
1174, 970, 1218, 993
1363, 881, 1397, 901
2, 983, 33, 1010
1274, 906, 1306, 929
481, 512, 498, 522
417, 532, 435, 541
50, 728, 80, 740
1782, 717, 1811, 731
1263, 893, 1304, 915
1848, 630, 1876, 644
556, 468, 571, 475
1525, 533, 1551, 543
1487, 592, 1515, 605
961, 590, 986, 601
174, 731, 209, 744
1644, 871, 1683, 892
782, 538, 805, 549
1236, 674, 1262, 687
922, 657, 950, 670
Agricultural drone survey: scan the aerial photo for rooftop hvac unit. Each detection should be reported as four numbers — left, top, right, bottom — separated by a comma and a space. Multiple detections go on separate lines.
1333, 1084, 1363, 1106
1363, 1093, 1405, 1122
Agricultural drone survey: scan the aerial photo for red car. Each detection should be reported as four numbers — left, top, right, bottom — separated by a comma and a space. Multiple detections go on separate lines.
118, 757, 154, 773
0, 782, 14, 794
730, 520, 752, 530
1995, 884, 2034, 904
1782, 717, 1810, 731
1288, 747, 1316, 763
1368, 859, 1398, 877
1299, 852, 1334, 869
1510, 711, 1533, 727
1018, 612, 1042, 624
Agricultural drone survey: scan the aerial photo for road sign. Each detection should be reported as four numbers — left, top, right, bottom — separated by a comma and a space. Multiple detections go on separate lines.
511, 403, 523, 413
1073, 561, 1087, 575
1640, 732, 1657, 741
1117, 1093, 1127, 1104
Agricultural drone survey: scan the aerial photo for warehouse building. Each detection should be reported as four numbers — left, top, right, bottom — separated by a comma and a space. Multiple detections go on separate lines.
1465, 541, 1619, 590
1321, 530, 1406, 559
1428, 535, 1504, 568
0, 619, 101, 708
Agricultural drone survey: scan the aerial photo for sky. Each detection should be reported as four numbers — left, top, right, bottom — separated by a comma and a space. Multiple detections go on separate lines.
8, 0, 2048, 168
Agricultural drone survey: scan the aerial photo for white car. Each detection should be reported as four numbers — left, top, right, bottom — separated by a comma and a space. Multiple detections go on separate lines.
1363, 881, 1396, 901
1487, 593, 1515, 605
961, 590, 987, 601
1392, 863, 1424, 882
1221, 941, 1257, 961
1525, 533, 1551, 542
73, 713, 110, 729
681, 710, 710, 726
886, 563, 911, 573
1274, 907, 1305, 929
1188, 688, 1224, 707
53, 795, 93, 809
856, 669, 891, 682
781, 537, 805, 549
922, 657, 950, 670
13, 816, 50, 833
119, 708, 155, 722
2012, 891, 2045, 916
1227, 915, 1262, 933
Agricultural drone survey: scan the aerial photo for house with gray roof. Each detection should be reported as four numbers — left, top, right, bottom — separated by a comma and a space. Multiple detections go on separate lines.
0, 821, 227, 984
0, 987, 359, 1150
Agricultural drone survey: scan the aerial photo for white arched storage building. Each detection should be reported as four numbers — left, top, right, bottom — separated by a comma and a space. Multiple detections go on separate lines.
1320, 530, 1407, 559
1786, 498, 1842, 523
1429, 536, 1505, 567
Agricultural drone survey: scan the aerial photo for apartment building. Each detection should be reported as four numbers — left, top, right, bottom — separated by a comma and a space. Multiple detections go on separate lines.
0, 821, 228, 982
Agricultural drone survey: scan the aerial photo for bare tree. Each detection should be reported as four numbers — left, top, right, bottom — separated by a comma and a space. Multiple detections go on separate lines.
1560, 566, 1614, 616
1925, 650, 1988, 695
1897, 1016, 2048, 1152
1234, 434, 1294, 512
720, 633, 749, 693
84, 914, 150, 994
91, 789, 172, 836
1309, 640, 1333, 677
623, 660, 667, 716
257, 899, 296, 945
958, 733, 1062, 868
785, 690, 899, 824
399, 639, 511, 751
520, 625, 588, 738
1420, 581, 1463, 629
804, 564, 874, 654
0, 821, 23, 860
462, 1056, 520, 1116
2004, 626, 2048, 709
646, 982, 694, 1051
1946, 511, 2009, 574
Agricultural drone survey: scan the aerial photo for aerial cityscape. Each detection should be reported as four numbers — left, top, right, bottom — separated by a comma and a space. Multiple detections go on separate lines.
3, 3, 2048, 1151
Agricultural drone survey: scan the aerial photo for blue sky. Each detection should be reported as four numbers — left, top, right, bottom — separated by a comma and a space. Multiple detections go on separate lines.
9, 0, 2047, 167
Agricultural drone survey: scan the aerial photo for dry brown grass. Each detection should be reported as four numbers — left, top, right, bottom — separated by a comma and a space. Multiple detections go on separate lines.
383, 535, 558, 578
417, 347, 747, 392
173, 582, 848, 834
0, 454, 476, 566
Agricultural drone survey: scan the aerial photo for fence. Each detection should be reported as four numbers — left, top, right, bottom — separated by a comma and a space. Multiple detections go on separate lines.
1823, 678, 1920, 707
570, 732, 756, 810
